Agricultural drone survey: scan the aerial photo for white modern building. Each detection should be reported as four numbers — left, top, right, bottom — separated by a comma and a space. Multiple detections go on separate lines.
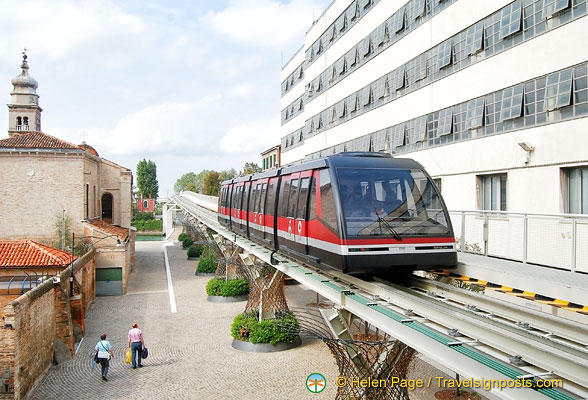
280, 0, 588, 215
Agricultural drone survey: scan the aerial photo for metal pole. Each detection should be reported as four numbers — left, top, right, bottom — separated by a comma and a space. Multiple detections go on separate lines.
62, 209, 65, 250
70, 233, 75, 296
522, 214, 528, 264
571, 219, 577, 273
460, 211, 466, 252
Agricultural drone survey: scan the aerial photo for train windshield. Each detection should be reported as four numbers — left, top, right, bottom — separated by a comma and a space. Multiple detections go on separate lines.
337, 168, 450, 237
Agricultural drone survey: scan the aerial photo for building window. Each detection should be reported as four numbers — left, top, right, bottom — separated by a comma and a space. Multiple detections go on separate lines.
16, 116, 22, 127
413, 0, 427, 20
566, 168, 588, 214
437, 39, 453, 69
393, 7, 406, 33
23, 116, 29, 127
465, 98, 485, 129
351, 48, 360, 67
143, 200, 149, 209
545, 68, 573, 110
433, 178, 442, 194
413, 55, 428, 82
465, 21, 484, 55
395, 66, 407, 91
500, 1, 522, 39
479, 174, 507, 211
363, 37, 373, 58
330, 25, 337, 42
437, 108, 453, 137
543, 0, 570, 18
500, 84, 524, 121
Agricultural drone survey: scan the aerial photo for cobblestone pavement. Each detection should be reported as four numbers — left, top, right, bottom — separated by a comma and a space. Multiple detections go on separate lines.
29, 228, 457, 400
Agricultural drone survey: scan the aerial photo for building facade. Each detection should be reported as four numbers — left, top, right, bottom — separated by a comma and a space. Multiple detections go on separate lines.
0, 53, 133, 242
280, 0, 588, 214
261, 145, 281, 171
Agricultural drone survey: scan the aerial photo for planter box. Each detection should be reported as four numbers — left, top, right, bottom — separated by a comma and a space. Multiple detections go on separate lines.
231, 337, 301, 353
207, 294, 248, 303
187, 256, 199, 261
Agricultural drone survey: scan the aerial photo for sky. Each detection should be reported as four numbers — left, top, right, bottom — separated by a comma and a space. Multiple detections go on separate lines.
0, 0, 332, 196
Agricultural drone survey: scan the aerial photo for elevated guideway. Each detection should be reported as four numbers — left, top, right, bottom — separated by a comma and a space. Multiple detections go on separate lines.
166, 191, 588, 400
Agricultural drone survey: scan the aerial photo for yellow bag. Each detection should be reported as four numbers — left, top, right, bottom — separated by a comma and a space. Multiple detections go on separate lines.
125, 348, 131, 364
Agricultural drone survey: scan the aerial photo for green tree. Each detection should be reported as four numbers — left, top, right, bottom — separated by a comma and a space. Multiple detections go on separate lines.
203, 171, 220, 196
242, 162, 262, 176
174, 172, 197, 193
218, 168, 237, 182
136, 159, 159, 198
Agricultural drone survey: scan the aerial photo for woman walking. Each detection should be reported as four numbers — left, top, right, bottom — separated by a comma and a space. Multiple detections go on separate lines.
95, 334, 114, 381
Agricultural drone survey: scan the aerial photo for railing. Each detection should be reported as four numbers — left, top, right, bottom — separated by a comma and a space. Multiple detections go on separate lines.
15, 125, 30, 131
449, 210, 588, 274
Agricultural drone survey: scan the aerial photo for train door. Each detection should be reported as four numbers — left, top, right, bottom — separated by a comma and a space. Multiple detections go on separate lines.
265, 178, 279, 245
285, 174, 300, 247
258, 182, 268, 237
242, 181, 252, 235
293, 175, 311, 255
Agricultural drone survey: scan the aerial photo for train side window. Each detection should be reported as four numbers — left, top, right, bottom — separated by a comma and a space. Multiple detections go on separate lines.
279, 180, 291, 217
297, 177, 310, 219
244, 183, 252, 213
320, 169, 339, 234
251, 184, 259, 213
266, 182, 276, 216
260, 183, 267, 214
308, 177, 317, 220
288, 179, 300, 217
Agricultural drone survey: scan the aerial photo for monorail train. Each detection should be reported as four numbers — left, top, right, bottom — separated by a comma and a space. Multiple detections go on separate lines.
218, 152, 457, 274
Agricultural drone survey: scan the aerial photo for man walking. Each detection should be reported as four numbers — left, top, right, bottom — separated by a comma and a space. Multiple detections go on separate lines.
128, 323, 145, 369
95, 334, 114, 381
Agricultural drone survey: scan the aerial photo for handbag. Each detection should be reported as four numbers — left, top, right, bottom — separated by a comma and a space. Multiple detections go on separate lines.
125, 347, 132, 364
141, 347, 148, 359
93, 352, 98, 362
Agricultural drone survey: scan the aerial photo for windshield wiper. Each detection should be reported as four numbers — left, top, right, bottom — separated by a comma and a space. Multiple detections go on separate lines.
374, 207, 403, 241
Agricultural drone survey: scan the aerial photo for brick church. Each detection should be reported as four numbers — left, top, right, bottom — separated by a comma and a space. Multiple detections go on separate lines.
0, 52, 135, 294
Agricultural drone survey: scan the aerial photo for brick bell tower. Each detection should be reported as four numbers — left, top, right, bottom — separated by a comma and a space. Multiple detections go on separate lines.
7, 49, 42, 137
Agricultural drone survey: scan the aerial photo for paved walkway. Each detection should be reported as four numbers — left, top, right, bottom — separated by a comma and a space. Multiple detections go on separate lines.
29, 229, 450, 400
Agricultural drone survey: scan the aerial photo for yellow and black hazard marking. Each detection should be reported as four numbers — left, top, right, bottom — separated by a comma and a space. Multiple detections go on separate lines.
430, 270, 587, 314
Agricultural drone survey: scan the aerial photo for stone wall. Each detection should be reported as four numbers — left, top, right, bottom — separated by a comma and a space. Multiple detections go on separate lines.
0, 250, 95, 400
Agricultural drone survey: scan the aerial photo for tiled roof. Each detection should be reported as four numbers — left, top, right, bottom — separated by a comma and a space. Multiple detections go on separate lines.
78, 143, 99, 157
0, 240, 77, 268
84, 220, 129, 242
0, 131, 81, 150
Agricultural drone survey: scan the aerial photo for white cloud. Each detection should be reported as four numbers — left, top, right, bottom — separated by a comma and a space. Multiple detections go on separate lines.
0, 0, 146, 62
219, 119, 280, 155
205, 0, 327, 52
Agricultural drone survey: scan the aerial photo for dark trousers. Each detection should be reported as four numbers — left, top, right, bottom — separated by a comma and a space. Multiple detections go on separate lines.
98, 357, 110, 377
131, 341, 142, 367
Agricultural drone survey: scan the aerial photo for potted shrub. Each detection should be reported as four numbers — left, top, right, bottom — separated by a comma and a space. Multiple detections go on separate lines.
178, 232, 188, 242
230, 311, 300, 352
181, 236, 194, 249
196, 253, 217, 275
187, 245, 203, 260
205, 277, 248, 302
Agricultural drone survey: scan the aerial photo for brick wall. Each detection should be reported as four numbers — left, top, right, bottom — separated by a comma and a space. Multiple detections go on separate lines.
0, 250, 95, 400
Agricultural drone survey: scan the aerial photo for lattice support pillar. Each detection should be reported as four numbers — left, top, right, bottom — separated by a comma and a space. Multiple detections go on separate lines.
288, 308, 416, 400
239, 253, 289, 319
325, 339, 414, 400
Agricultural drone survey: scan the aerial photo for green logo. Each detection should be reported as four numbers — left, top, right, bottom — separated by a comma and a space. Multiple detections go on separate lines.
306, 373, 326, 393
